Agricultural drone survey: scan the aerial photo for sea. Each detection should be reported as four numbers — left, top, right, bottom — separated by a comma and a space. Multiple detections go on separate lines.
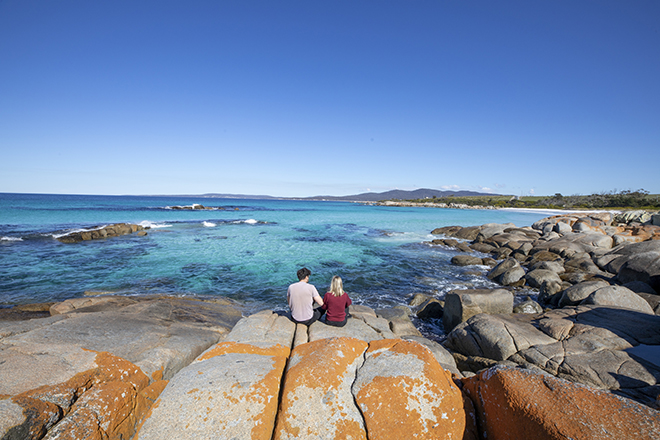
0, 193, 552, 339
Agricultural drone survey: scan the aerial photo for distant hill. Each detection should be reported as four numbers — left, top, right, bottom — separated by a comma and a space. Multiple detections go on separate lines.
193, 188, 500, 202
301, 188, 500, 202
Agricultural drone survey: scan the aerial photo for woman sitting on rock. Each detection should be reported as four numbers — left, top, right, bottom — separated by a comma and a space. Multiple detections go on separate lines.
322, 276, 352, 327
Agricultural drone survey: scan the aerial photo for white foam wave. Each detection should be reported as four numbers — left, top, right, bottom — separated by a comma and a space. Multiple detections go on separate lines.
139, 221, 172, 229
231, 219, 260, 225
1, 236, 23, 242
375, 231, 426, 243
165, 204, 218, 210
203, 221, 217, 227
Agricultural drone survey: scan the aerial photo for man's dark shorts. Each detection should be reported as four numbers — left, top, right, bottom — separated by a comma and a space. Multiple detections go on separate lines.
291, 308, 325, 326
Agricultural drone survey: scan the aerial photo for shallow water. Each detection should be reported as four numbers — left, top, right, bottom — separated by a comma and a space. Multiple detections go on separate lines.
0, 193, 549, 339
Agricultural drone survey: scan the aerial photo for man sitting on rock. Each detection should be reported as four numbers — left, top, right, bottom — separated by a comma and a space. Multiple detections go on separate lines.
287, 267, 325, 326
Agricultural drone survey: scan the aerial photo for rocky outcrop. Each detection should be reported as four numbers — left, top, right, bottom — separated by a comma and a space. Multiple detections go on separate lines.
583, 285, 655, 313
432, 212, 660, 315
445, 313, 556, 361
0, 295, 243, 440
5, 294, 660, 439
450, 254, 488, 266
430, 211, 660, 410
445, 305, 660, 407
3, 299, 470, 440
137, 308, 472, 440
56, 223, 147, 243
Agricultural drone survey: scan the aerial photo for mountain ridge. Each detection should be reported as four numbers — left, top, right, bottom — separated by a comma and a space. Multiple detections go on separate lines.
196, 188, 502, 202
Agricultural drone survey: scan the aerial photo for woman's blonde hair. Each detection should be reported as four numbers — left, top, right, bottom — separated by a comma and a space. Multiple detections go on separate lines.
329, 275, 345, 297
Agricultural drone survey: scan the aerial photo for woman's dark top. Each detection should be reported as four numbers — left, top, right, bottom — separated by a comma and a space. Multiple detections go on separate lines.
322, 291, 352, 322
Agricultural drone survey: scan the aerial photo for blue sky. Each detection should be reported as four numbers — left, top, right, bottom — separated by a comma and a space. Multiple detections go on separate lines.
1, 1, 659, 197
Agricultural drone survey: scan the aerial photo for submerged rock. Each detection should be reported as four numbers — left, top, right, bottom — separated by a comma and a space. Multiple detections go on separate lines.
451, 254, 486, 266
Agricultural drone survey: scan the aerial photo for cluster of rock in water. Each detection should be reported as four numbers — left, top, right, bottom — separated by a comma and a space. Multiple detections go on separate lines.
56, 223, 148, 243
168, 204, 234, 210
2, 209, 660, 439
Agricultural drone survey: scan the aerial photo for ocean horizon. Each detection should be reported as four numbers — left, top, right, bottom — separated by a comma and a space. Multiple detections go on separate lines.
0, 192, 551, 338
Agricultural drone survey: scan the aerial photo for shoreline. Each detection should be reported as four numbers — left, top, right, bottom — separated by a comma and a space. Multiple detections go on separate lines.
363, 199, 638, 215
360, 200, 660, 215
498, 207, 622, 215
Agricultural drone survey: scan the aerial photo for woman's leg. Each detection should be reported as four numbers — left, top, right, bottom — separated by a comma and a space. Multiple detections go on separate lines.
325, 316, 348, 327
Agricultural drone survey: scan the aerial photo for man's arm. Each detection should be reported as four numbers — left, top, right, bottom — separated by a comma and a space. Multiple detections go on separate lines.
311, 285, 323, 306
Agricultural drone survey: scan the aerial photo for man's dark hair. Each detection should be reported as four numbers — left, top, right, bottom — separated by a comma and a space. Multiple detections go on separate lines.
297, 267, 311, 281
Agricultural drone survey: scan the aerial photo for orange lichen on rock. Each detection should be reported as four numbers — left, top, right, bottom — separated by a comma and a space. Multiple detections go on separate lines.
10, 351, 159, 440
43, 380, 139, 440
90, 351, 150, 390
197, 341, 290, 361
462, 366, 660, 440
150, 367, 164, 382
274, 337, 368, 440
135, 380, 168, 424
248, 355, 289, 440
135, 346, 288, 440
8, 394, 61, 439
353, 339, 477, 440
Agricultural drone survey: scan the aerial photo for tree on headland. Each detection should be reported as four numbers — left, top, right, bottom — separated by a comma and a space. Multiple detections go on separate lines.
402, 189, 659, 210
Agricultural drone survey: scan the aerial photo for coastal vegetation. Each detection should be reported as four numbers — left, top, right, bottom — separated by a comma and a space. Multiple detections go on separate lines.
394, 189, 660, 210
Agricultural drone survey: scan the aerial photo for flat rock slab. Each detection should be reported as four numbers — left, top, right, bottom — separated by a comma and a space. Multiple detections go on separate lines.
136, 342, 289, 440
274, 338, 369, 440
308, 317, 390, 342
463, 366, 660, 440
353, 339, 476, 440
571, 305, 660, 345
1, 296, 242, 384
0, 343, 100, 396
224, 310, 296, 349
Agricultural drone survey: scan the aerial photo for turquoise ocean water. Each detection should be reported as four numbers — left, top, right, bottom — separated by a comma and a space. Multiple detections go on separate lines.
0, 193, 550, 337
